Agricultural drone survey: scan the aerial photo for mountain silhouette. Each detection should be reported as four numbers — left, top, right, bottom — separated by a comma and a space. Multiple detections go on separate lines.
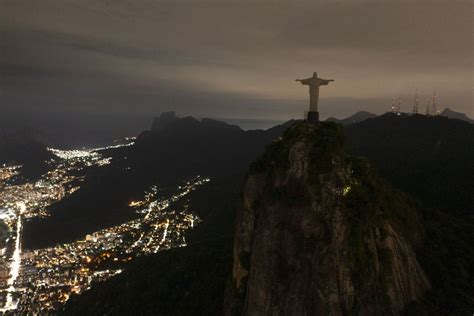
439, 108, 473, 124
0, 129, 54, 179
345, 112, 474, 215
227, 122, 429, 315
326, 110, 377, 125
63, 113, 473, 315
23, 116, 295, 249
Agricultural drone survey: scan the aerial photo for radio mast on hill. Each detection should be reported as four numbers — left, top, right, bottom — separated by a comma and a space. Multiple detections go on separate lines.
413, 89, 419, 114
391, 97, 396, 113
397, 96, 402, 114
425, 98, 431, 115
431, 90, 438, 115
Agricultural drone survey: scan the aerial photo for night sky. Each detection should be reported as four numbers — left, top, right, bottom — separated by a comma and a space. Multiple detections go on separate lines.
1, 0, 472, 144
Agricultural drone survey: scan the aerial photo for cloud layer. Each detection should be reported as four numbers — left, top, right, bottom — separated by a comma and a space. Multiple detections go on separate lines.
1, 0, 472, 129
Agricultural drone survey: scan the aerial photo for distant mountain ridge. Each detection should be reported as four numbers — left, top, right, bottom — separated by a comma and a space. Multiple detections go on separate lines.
326, 108, 474, 126
152, 111, 243, 132
326, 111, 377, 125
0, 129, 54, 179
439, 108, 474, 123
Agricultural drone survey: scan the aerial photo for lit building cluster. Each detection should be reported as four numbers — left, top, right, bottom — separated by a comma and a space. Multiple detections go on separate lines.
47, 136, 135, 164
0, 141, 209, 314
0, 166, 21, 183
11, 176, 206, 314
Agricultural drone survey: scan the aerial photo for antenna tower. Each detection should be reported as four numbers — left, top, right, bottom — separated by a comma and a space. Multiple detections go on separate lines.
413, 89, 419, 114
431, 90, 438, 115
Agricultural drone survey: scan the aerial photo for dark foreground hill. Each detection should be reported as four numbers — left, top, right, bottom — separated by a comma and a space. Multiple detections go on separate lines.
226, 122, 429, 315
63, 114, 473, 315
345, 113, 474, 313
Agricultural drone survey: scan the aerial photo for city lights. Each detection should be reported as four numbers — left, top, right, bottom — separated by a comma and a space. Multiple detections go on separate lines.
0, 140, 209, 313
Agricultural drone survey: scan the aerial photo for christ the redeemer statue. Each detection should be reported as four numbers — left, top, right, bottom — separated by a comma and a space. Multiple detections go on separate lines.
296, 72, 334, 123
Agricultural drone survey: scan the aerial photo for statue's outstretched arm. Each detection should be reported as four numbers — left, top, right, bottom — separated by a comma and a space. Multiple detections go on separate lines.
296, 78, 311, 85
319, 78, 335, 85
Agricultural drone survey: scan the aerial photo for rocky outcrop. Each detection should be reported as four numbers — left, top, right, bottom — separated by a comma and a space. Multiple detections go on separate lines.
226, 122, 430, 315
151, 111, 178, 132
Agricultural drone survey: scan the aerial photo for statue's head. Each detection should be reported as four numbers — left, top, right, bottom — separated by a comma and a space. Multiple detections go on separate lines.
313, 72, 318, 78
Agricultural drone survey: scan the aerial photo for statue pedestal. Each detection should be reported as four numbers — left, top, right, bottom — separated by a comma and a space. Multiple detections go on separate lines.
307, 111, 319, 123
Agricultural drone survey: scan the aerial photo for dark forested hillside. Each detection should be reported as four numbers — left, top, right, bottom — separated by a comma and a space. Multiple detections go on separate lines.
24, 114, 293, 249
227, 122, 429, 315
63, 174, 240, 315
345, 113, 474, 215
345, 113, 474, 314
63, 114, 474, 315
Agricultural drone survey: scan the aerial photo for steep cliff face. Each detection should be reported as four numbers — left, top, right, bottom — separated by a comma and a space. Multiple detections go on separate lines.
227, 122, 430, 315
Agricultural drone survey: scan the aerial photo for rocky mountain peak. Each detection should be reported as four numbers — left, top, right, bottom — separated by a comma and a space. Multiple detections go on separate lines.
151, 111, 178, 132
226, 121, 430, 315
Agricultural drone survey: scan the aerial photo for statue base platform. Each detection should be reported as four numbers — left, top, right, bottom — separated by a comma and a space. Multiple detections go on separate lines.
307, 111, 319, 123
